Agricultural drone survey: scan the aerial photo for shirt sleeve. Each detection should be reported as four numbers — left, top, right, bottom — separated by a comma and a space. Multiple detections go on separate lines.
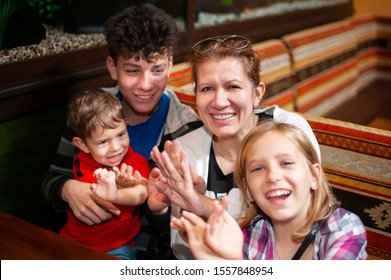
41, 121, 76, 213
319, 211, 368, 260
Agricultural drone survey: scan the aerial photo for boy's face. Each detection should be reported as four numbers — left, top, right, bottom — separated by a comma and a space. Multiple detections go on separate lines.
82, 121, 130, 168
106, 54, 173, 124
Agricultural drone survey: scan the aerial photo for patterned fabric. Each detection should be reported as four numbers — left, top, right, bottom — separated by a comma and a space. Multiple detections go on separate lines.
351, 15, 391, 88
243, 208, 367, 260
253, 40, 294, 110
281, 19, 358, 115
302, 113, 391, 260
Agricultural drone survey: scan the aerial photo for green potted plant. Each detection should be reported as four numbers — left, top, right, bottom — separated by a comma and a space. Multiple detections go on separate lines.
28, 0, 66, 27
1, 0, 47, 50
0, 0, 20, 49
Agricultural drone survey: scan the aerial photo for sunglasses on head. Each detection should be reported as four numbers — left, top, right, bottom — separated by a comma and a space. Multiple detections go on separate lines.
192, 35, 251, 53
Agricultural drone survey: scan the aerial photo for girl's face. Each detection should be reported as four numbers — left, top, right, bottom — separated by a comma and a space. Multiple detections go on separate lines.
244, 130, 318, 227
81, 121, 130, 167
195, 57, 264, 140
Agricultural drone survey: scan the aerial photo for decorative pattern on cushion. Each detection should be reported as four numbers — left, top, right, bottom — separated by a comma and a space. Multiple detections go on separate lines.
303, 113, 391, 260
282, 20, 358, 115
167, 62, 196, 111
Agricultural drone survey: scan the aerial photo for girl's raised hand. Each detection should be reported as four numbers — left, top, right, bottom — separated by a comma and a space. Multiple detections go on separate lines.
175, 211, 227, 260
203, 196, 243, 260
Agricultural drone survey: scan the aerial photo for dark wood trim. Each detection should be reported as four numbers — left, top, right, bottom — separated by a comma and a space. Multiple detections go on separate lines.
0, 46, 108, 85
0, 72, 114, 122
0, 63, 107, 100
0, 46, 114, 122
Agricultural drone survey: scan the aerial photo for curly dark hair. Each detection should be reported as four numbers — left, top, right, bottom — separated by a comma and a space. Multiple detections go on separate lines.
104, 4, 177, 63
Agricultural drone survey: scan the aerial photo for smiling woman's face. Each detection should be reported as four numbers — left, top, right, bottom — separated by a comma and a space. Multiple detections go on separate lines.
195, 57, 264, 140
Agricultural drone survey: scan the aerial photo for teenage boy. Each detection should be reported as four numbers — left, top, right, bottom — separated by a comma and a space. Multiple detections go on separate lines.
41, 4, 201, 259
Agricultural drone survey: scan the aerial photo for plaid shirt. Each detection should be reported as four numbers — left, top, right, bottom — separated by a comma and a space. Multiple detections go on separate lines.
243, 208, 367, 260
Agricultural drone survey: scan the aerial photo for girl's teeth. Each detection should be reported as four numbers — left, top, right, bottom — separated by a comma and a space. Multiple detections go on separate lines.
267, 190, 291, 198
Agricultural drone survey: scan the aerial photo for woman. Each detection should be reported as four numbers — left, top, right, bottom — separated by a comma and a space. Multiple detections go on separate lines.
147, 35, 321, 259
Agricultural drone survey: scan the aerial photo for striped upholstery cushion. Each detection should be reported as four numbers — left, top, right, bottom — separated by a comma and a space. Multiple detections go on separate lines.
351, 15, 391, 89
282, 20, 358, 116
303, 113, 391, 260
167, 62, 196, 111
253, 39, 294, 111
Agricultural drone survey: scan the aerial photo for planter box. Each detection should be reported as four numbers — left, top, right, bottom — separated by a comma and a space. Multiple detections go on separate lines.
0, 46, 114, 122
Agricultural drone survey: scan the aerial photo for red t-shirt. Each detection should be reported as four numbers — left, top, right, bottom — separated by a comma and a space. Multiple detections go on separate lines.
60, 147, 150, 252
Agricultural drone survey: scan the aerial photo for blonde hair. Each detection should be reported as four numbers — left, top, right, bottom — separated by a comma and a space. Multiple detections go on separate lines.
68, 88, 126, 140
235, 120, 336, 242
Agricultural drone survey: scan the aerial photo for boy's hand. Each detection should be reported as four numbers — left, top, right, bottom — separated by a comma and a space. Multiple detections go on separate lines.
114, 163, 148, 189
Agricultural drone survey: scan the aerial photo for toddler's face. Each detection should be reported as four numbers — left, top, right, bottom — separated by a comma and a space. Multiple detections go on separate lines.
84, 121, 130, 167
